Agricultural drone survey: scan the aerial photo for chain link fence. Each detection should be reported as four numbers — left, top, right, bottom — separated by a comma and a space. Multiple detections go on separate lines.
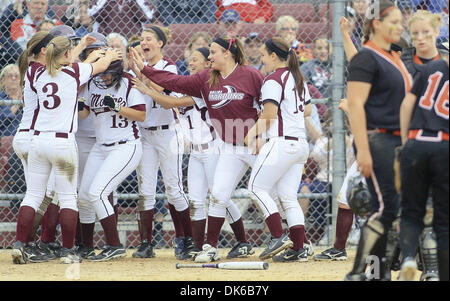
1, 0, 447, 250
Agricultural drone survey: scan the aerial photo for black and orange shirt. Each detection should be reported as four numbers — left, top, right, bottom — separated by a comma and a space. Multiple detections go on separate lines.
409, 59, 449, 134
348, 40, 412, 131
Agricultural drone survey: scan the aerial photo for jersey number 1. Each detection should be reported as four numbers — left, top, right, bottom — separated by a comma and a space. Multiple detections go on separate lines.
418, 71, 449, 119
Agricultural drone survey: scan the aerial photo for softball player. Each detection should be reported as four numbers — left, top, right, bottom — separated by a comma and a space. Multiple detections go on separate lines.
245, 37, 312, 262
77, 60, 145, 261
131, 25, 194, 259
398, 53, 449, 281
132, 47, 250, 260
130, 35, 264, 263
11, 35, 120, 265
12, 31, 56, 262
344, 1, 413, 281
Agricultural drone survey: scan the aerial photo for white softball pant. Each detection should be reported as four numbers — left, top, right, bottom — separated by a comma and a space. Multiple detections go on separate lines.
249, 137, 309, 228
13, 130, 59, 211
78, 139, 142, 223
20, 132, 78, 212
137, 124, 189, 212
337, 161, 364, 207
208, 142, 256, 219
188, 140, 242, 223
75, 135, 96, 191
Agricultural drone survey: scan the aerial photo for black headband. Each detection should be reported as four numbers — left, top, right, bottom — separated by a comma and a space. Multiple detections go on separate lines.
196, 47, 210, 60
213, 37, 237, 55
150, 26, 167, 47
31, 33, 55, 55
130, 41, 140, 48
265, 39, 289, 60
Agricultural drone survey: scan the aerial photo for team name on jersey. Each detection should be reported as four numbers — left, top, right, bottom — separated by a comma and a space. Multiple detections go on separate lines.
89, 94, 127, 115
209, 85, 245, 109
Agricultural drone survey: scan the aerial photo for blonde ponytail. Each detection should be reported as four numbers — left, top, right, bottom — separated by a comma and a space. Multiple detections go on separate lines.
45, 36, 70, 77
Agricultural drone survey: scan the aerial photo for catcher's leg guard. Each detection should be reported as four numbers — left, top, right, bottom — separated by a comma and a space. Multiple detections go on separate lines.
419, 227, 439, 281
346, 217, 385, 280
383, 220, 400, 280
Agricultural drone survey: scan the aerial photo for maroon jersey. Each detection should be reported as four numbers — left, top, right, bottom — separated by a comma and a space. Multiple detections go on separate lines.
141, 64, 264, 145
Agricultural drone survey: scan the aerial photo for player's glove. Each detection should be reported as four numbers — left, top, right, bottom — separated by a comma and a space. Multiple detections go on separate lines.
78, 97, 85, 112
393, 146, 402, 194
103, 94, 121, 112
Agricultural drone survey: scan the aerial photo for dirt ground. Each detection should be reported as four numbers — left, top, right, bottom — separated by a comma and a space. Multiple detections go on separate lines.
0, 247, 416, 281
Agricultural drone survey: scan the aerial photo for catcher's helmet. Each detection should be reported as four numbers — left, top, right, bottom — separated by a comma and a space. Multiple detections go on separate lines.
92, 59, 124, 89
347, 172, 372, 217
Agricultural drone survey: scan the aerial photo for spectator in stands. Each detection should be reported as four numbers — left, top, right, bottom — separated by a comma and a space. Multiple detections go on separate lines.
348, 0, 369, 48
0, 64, 22, 137
275, 15, 314, 64
243, 32, 263, 71
87, 0, 155, 37
218, 9, 243, 38
177, 31, 212, 75
0, 0, 57, 39
37, 18, 54, 31
75, 1, 97, 38
300, 37, 332, 99
216, 0, 273, 24
398, 0, 417, 44
107, 32, 128, 70
157, 0, 216, 26
10, 0, 62, 50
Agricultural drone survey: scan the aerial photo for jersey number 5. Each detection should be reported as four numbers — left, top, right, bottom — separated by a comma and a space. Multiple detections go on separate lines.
42, 83, 61, 110
418, 71, 449, 119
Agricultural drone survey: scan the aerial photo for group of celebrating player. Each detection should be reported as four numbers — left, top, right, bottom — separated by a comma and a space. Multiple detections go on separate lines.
8, 0, 449, 282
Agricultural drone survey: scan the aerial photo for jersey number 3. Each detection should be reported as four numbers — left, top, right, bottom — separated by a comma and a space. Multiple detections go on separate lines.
42, 83, 61, 110
418, 71, 449, 119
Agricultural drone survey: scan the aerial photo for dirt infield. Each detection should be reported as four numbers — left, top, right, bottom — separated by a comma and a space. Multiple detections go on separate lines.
0, 247, 412, 281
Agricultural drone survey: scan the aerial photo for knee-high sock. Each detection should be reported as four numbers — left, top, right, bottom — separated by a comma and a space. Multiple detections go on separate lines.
139, 209, 154, 242
59, 209, 78, 249
265, 213, 284, 238
168, 203, 184, 238
99, 214, 120, 246
230, 217, 247, 243
334, 208, 354, 250
81, 222, 95, 248
177, 208, 193, 237
289, 225, 305, 251
192, 219, 206, 248
206, 216, 225, 248
41, 203, 60, 243
15, 206, 36, 243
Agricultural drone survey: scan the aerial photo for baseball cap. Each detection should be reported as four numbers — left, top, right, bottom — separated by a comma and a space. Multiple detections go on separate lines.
49, 25, 77, 40
245, 32, 262, 44
221, 9, 240, 23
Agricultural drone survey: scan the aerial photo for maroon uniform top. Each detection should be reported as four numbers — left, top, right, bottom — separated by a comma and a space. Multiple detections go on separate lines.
141, 64, 264, 145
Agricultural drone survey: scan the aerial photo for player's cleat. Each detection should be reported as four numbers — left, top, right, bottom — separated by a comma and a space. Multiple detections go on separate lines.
132, 239, 155, 258
36, 241, 58, 260
259, 233, 293, 260
226, 242, 255, 259
13, 242, 50, 263
272, 248, 308, 262
60, 247, 82, 264
304, 241, 314, 257
11, 241, 28, 264
178, 247, 203, 260
176, 237, 196, 260
420, 271, 439, 281
89, 245, 126, 262
76, 244, 96, 260
399, 257, 418, 281
313, 247, 347, 261
194, 244, 221, 263
173, 237, 184, 257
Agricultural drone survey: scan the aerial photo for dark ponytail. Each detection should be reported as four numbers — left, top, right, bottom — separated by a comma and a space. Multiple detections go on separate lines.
266, 37, 304, 98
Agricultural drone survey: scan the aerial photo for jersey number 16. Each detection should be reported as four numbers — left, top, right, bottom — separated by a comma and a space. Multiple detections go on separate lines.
418, 71, 449, 119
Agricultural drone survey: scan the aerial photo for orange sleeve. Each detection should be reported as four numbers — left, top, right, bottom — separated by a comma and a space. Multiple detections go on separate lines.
10, 19, 25, 42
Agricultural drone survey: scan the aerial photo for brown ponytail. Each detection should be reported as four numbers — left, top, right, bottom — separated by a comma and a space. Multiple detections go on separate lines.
45, 36, 70, 77
362, 0, 398, 44
266, 37, 304, 98
208, 36, 247, 87
17, 31, 51, 87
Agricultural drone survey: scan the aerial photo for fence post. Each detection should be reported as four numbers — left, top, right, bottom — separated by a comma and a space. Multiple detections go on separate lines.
330, 0, 347, 245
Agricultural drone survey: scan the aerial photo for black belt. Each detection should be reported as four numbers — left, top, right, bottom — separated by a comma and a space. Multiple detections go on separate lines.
102, 140, 127, 147
34, 131, 68, 139
267, 136, 299, 142
144, 125, 170, 131
18, 129, 30, 133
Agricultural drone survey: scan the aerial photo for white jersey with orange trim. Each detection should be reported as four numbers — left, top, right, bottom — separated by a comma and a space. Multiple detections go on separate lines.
138, 57, 181, 128
18, 62, 43, 131
261, 67, 311, 140
32, 62, 93, 133
82, 74, 146, 145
